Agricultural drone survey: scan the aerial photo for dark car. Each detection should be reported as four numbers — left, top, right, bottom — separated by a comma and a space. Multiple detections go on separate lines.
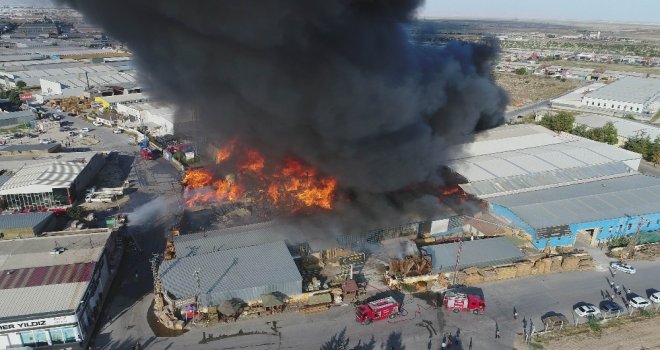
599, 300, 622, 313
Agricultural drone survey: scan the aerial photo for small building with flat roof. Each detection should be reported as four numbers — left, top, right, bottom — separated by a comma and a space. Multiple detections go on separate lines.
421, 237, 525, 272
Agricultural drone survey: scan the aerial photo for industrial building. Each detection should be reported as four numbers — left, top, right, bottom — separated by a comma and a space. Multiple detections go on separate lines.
0, 152, 105, 210
445, 124, 659, 249
0, 110, 35, 128
0, 230, 119, 349
574, 114, 660, 146
490, 175, 660, 249
581, 76, 660, 116
159, 224, 305, 316
94, 93, 148, 110
0, 212, 56, 239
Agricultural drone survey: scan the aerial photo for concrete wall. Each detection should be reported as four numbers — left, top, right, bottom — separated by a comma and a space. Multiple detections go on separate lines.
582, 97, 644, 113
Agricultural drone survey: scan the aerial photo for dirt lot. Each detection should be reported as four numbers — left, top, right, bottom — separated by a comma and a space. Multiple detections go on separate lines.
542, 60, 660, 75
495, 73, 583, 109
529, 313, 660, 350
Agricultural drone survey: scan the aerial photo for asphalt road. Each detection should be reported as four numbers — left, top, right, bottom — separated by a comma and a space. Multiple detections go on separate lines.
505, 100, 551, 120
89, 254, 659, 350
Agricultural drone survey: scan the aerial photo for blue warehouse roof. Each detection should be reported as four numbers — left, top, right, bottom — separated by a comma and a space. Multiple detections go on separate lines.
489, 174, 660, 229
159, 241, 302, 306
0, 212, 54, 230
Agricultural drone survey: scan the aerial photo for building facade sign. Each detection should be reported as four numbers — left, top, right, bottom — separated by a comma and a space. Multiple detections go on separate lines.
0, 315, 76, 332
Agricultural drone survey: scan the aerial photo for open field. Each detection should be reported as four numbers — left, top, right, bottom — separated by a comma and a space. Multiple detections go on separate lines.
495, 73, 583, 109
541, 60, 660, 75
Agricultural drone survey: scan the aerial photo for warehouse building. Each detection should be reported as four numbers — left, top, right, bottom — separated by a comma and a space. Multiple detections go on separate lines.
444, 124, 658, 249
574, 114, 660, 146
0, 152, 105, 210
159, 239, 302, 315
489, 174, 660, 249
581, 76, 660, 116
0, 230, 119, 349
0, 110, 36, 128
0, 212, 57, 239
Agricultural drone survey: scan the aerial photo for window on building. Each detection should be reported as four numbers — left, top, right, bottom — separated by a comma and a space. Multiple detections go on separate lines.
619, 224, 623, 231
611, 104, 614, 108
609, 226, 613, 232
618, 105, 621, 109
627, 223, 632, 230
19, 330, 49, 347
636, 107, 639, 111
598, 103, 601, 106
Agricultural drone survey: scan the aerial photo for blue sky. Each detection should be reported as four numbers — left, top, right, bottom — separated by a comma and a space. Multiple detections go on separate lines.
419, 0, 660, 24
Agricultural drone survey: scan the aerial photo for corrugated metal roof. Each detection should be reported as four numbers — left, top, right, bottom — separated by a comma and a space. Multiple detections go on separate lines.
575, 114, 660, 140
160, 241, 302, 306
422, 237, 524, 272
461, 162, 634, 198
490, 174, 660, 228
174, 221, 307, 258
449, 137, 640, 182
0, 211, 54, 229
0, 262, 95, 289
585, 77, 660, 104
0, 282, 87, 321
0, 152, 100, 195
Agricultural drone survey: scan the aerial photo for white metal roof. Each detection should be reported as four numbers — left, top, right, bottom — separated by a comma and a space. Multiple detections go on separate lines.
449, 133, 640, 182
575, 114, 660, 140
0, 152, 100, 195
584, 77, 660, 104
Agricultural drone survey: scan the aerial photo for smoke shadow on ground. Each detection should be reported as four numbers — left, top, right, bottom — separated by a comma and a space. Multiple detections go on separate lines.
319, 328, 407, 350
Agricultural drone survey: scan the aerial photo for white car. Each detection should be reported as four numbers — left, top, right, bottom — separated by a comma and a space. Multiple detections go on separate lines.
574, 304, 601, 318
40, 138, 54, 144
92, 121, 104, 126
113, 128, 123, 134
80, 127, 90, 133
650, 292, 660, 304
629, 297, 650, 309
610, 261, 636, 274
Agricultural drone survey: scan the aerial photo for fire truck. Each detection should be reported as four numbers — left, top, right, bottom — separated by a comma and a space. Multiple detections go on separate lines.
443, 288, 486, 314
355, 296, 400, 325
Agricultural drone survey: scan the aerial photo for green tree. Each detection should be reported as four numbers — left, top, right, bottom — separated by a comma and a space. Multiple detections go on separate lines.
623, 134, 652, 159
15, 80, 27, 90
7, 89, 20, 105
651, 150, 660, 167
601, 122, 618, 145
515, 67, 526, 75
540, 112, 575, 132
66, 206, 85, 221
571, 124, 590, 138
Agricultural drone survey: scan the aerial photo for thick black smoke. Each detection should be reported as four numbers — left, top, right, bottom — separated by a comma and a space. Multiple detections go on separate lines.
61, 0, 507, 232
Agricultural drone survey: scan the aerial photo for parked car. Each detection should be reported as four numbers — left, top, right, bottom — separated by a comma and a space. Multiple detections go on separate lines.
80, 127, 90, 132
40, 138, 55, 144
1, 134, 13, 140
650, 292, 660, 304
574, 304, 601, 318
68, 131, 77, 137
629, 297, 650, 309
92, 121, 104, 127
610, 261, 636, 274
599, 300, 622, 313
113, 128, 123, 134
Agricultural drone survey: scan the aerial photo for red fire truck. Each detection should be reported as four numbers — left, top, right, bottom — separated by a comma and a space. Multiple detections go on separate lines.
355, 296, 400, 325
443, 288, 486, 314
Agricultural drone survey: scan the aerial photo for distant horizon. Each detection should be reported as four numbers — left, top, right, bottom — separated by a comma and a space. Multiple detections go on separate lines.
419, 0, 660, 25
0, 0, 659, 26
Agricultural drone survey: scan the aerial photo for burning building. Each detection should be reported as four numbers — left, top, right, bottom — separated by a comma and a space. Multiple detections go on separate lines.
62, 0, 508, 235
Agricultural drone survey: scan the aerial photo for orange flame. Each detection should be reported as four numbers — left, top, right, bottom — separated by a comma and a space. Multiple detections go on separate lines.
215, 137, 238, 164
183, 139, 337, 212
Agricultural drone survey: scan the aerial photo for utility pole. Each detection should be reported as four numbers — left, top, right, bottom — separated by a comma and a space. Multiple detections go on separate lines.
193, 269, 201, 324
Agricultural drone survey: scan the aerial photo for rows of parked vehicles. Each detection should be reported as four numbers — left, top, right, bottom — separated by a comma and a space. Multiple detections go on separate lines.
573, 261, 659, 320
